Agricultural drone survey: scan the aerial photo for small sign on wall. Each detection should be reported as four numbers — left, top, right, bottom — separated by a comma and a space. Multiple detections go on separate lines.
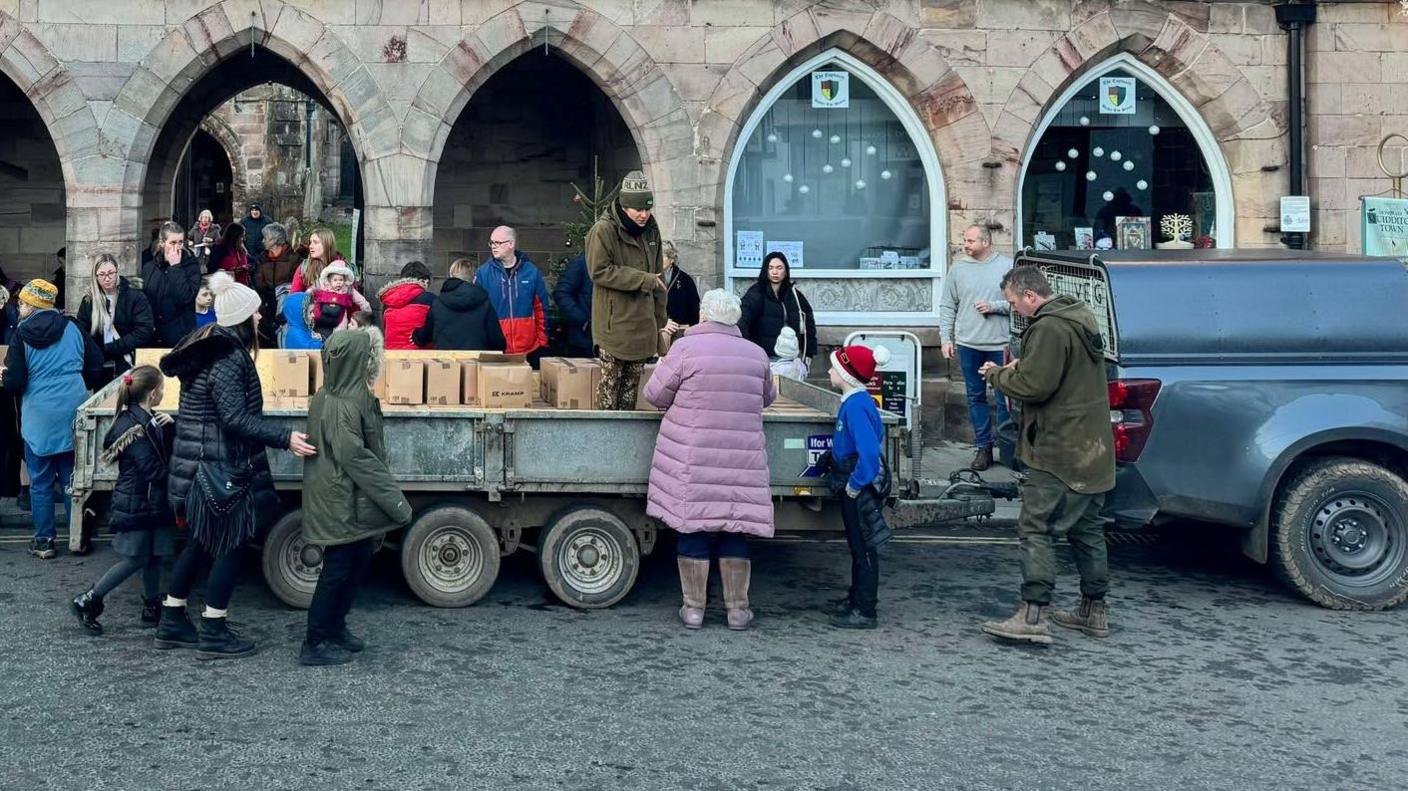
1280, 195, 1311, 233
1099, 76, 1137, 115
811, 71, 849, 109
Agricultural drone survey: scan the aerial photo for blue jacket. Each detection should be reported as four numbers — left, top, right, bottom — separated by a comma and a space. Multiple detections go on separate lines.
832, 389, 883, 493
280, 292, 323, 350
475, 254, 550, 355
2, 310, 103, 456
552, 254, 593, 353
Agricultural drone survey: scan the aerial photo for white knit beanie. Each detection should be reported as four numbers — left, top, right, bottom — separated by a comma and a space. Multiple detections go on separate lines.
773, 326, 800, 360
209, 270, 262, 327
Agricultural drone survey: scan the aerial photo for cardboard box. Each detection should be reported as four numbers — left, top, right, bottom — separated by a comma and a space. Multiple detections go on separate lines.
386, 359, 426, 405
550, 359, 600, 409
538, 357, 567, 400
271, 352, 313, 398
425, 359, 461, 406
461, 361, 480, 405
635, 363, 659, 410
477, 363, 533, 409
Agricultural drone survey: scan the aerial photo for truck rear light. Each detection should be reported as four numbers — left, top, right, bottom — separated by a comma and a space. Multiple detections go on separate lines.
1107, 379, 1161, 462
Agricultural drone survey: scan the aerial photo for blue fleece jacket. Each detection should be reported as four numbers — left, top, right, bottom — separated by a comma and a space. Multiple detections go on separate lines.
833, 388, 883, 492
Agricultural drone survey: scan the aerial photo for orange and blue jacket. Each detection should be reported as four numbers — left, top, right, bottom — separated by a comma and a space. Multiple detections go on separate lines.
474, 255, 550, 355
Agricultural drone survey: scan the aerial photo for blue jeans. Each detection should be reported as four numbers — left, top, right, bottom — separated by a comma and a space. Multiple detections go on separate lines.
957, 346, 1010, 449
24, 444, 73, 542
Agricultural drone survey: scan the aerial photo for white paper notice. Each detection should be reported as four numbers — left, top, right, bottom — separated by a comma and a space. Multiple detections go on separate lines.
735, 230, 765, 268
766, 240, 805, 269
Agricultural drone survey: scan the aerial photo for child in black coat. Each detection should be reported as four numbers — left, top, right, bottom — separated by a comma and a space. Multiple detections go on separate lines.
70, 366, 175, 635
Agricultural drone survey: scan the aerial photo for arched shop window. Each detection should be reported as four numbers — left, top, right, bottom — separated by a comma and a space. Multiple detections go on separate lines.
726, 51, 943, 285
1019, 55, 1234, 251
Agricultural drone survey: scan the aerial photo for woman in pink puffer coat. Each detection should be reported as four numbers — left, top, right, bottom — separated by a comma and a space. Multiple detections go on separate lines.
644, 288, 776, 632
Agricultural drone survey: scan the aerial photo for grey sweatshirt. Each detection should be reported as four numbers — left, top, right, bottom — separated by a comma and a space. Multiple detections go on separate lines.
938, 252, 1013, 351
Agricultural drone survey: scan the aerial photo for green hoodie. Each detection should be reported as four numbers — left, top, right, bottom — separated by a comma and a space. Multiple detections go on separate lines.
301, 328, 412, 546
986, 295, 1116, 494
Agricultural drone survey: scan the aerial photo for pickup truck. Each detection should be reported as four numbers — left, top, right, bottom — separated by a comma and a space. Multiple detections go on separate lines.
1006, 249, 1408, 611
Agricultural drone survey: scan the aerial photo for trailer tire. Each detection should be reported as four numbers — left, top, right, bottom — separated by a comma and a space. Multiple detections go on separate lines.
539, 506, 640, 609
1270, 457, 1408, 611
261, 510, 320, 610
400, 506, 500, 608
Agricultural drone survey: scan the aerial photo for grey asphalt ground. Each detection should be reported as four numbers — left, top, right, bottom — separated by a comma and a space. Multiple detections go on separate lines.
2, 516, 1406, 791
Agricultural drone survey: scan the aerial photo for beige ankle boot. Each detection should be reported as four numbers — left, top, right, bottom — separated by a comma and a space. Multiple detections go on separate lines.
677, 557, 709, 629
980, 601, 1053, 645
719, 557, 753, 631
1050, 597, 1110, 638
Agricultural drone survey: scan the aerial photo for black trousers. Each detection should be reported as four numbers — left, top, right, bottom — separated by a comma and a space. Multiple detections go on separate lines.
168, 542, 243, 610
841, 496, 879, 617
306, 538, 375, 643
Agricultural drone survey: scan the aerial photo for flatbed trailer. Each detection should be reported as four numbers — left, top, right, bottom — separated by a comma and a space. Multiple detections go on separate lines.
69, 375, 993, 609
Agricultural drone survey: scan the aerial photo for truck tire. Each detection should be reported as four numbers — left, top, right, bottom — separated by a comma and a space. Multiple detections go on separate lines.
400, 506, 500, 608
261, 510, 320, 610
539, 505, 640, 609
1270, 458, 1408, 610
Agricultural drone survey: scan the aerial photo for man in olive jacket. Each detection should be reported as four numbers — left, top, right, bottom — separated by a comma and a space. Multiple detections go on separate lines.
300, 327, 412, 666
587, 170, 667, 409
978, 265, 1116, 645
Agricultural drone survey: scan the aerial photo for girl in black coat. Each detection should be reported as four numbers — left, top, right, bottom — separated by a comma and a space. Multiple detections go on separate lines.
76, 254, 157, 386
738, 252, 818, 364
69, 367, 174, 635
153, 272, 316, 659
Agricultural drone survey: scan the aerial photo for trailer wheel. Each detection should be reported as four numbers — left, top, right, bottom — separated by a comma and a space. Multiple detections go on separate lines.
261, 510, 320, 610
1271, 458, 1408, 610
539, 506, 640, 609
400, 506, 500, 608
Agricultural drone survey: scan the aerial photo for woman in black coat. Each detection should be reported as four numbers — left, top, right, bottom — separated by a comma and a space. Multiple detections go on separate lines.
154, 272, 316, 660
738, 251, 818, 364
76, 254, 156, 385
411, 259, 506, 351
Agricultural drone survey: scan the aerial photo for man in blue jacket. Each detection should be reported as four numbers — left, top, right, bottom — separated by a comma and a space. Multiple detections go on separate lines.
475, 226, 550, 364
552, 253, 593, 358
1, 279, 103, 559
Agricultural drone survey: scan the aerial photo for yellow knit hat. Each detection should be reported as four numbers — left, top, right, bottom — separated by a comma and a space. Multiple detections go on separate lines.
19, 279, 57, 310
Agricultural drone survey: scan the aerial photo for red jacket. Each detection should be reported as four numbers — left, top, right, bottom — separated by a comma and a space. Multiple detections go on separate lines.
377, 278, 435, 350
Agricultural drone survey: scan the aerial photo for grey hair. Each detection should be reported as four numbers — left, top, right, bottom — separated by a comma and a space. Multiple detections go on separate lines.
661, 240, 678, 264
966, 223, 992, 244
493, 225, 516, 242
262, 222, 289, 248
159, 221, 184, 242
699, 288, 742, 326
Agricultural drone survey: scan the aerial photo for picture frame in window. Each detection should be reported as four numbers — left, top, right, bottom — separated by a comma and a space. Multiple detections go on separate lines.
1116, 216, 1151, 250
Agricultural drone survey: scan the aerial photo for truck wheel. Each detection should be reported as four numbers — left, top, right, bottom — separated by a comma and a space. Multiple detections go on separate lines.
1271, 458, 1408, 610
539, 506, 640, 609
261, 510, 320, 610
400, 506, 500, 608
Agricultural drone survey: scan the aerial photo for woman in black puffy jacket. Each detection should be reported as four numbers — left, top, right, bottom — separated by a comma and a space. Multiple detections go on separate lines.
738, 252, 818, 365
153, 271, 316, 660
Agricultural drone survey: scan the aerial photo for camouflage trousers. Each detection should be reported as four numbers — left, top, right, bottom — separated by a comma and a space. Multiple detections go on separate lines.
595, 351, 645, 411
1017, 468, 1110, 605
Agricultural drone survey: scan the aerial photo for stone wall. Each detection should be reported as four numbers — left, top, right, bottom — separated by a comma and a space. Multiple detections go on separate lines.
0, 0, 1399, 310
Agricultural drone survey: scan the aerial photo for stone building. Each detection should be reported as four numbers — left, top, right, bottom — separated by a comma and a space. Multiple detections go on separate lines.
0, 0, 1403, 334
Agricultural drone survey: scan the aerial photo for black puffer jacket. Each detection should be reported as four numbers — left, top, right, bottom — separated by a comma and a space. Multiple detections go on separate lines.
143, 250, 203, 347
76, 278, 157, 381
738, 281, 818, 360
160, 324, 289, 526
101, 406, 173, 532
411, 278, 507, 351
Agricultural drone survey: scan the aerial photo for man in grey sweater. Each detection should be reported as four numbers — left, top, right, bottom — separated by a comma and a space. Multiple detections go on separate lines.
939, 224, 1013, 470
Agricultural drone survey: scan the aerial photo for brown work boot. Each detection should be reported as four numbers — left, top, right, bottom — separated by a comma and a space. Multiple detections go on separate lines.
1050, 597, 1111, 638
719, 557, 753, 631
677, 557, 709, 630
972, 446, 993, 471
981, 602, 1053, 645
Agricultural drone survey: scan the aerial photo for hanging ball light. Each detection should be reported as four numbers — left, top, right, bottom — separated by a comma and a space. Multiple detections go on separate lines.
1055, 161, 1067, 172
811, 128, 823, 139
866, 144, 877, 156
766, 132, 778, 143
798, 184, 810, 194
841, 157, 852, 168
822, 163, 834, 174
1092, 147, 1105, 158
1110, 150, 1122, 161
854, 179, 867, 190
880, 169, 893, 180
1136, 179, 1148, 190
1148, 125, 1160, 135
783, 173, 794, 183
829, 134, 841, 144
1079, 116, 1090, 126
1067, 148, 1079, 159
1086, 170, 1097, 181
1102, 190, 1115, 202
1123, 160, 1135, 171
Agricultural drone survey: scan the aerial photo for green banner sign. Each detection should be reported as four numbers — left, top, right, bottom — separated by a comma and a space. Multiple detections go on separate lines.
1362, 196, 1408, 260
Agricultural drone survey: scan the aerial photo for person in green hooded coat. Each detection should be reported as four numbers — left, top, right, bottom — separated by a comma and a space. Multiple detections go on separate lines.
299, 326, 412, 666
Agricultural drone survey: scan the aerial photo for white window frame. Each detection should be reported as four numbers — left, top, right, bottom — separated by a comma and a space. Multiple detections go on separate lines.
1015, 53, 1236, 249
723, 49, 946, 326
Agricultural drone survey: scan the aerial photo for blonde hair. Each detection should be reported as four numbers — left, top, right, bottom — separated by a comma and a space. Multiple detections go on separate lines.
87, 253, 121, 337
448, 258, 475, 281
303, 227, 340, 286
